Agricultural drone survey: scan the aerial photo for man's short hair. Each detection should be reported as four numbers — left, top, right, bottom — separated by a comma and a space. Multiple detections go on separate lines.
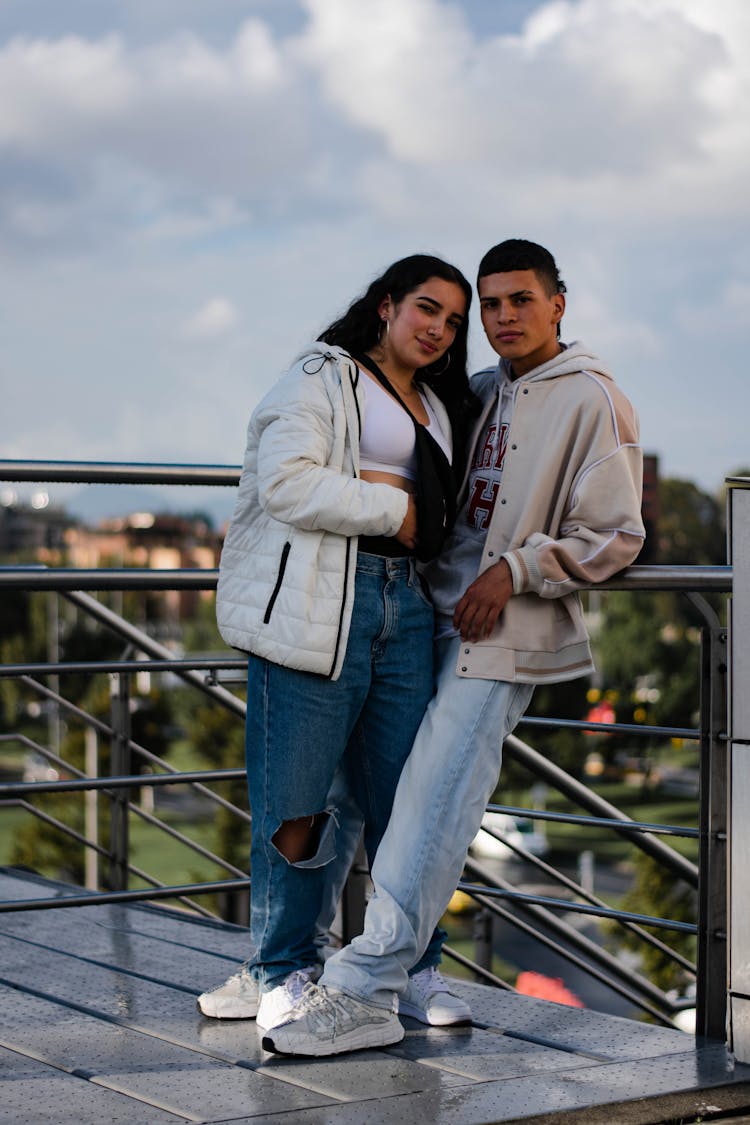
477, 239, 566, 298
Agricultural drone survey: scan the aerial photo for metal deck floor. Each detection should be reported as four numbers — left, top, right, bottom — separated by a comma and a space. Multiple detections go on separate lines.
1, 867, 749, 1125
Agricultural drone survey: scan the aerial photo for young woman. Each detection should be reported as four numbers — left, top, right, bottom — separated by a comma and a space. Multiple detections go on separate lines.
199, 255, 477, 1031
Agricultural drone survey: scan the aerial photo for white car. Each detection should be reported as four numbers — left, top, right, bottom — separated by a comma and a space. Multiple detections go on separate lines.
22, 753, 60, 782
470, 811, 549, 861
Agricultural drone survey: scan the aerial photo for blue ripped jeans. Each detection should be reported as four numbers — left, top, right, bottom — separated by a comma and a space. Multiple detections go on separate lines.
245, 553, 442, 991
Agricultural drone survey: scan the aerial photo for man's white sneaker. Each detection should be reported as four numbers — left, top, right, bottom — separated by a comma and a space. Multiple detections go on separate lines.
197, 963, 259, 1019
398, 966, 472, 1026
256, 966, 322, 1031
262, 983, 404, 1056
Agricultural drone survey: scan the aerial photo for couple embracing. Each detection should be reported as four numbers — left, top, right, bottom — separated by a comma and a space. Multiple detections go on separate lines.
199, 239, 645, 1057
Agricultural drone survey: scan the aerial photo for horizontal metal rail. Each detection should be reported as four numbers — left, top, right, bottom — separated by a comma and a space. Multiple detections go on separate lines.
0, 458, 240, 486
63, 590, 246, 717
504, 734, 699, 885
520, 714, 700, 741
1, 800, 217, 918
0, 563, 733, 593
489, 803, 700, 839
0, 511, 727, 1027
0, 878, 251, 913
1, 731, 247, 885
3, 689, 251, 827
475, 817, 695, 974
465, 856, 685, 1011
0, 658, 245, 677
0, 568, 217, 590
458, 871, 678, 1027
0, 770, 246, 798
2, 799, 112, 862
459, 882, 695, 935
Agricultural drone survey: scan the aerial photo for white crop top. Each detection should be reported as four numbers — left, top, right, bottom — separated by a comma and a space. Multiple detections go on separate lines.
359, 370, 451, 481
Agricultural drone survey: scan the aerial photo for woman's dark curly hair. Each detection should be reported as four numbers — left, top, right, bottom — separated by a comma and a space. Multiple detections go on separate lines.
319, 254, 480, 462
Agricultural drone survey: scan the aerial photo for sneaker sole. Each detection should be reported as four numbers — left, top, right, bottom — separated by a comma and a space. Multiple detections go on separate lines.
262, 1020, 404, 1057
196, 998, 259, 1020
397, 999, 472, 1026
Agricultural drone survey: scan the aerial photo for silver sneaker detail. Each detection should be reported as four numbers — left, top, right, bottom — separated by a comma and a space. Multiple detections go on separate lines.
262, 983, 404, 1056
398, 967, 472, 1026
256, 966, 322, 1031
197, 964, 259, 1020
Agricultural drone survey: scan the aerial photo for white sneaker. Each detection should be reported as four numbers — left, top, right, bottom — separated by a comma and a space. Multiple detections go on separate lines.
262, 983, 404, 1056
197, 963, 259, 1019
398, 966, 472, 1026
256, 966, 322, 1031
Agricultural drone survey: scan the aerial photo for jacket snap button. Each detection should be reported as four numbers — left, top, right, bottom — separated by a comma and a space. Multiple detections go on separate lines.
461, 666, 467, 672
501, 498, 507, 504
511, 444, 517, 450
488, 550, 494, 557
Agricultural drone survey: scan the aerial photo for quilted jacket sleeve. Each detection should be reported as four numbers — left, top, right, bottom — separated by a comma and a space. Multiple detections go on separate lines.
254, 360, 408, 538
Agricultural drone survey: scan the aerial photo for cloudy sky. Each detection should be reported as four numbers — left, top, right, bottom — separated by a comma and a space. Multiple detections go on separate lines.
0, 0, 747, 517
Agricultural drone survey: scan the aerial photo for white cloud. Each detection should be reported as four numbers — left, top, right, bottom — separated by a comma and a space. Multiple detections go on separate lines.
0, 18, 354, 242
0, 0, 747, 496
181, 296, 239, 339
300, 0, 746, 218
0, 0, 746, 247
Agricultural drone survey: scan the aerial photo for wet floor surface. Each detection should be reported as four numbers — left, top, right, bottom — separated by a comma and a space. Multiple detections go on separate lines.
1, 867, 748, 1125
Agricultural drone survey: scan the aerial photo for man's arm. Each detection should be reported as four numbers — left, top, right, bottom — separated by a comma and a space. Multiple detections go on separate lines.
503, 442, 644, 600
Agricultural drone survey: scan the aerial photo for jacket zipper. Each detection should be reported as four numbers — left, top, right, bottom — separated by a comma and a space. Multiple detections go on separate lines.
327, 360, 362, 679
263, 541, 291, 623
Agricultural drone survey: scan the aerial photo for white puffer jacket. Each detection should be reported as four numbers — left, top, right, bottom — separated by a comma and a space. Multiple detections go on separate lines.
216, 344, 451, 680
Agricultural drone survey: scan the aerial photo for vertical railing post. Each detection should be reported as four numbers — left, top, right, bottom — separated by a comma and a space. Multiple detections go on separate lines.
108, 672, 131, 892
340, 838, 368, 945
727, 477, 750, 1062
473, 907, 493, 976
695, 621, 728, 1039
84, 726, 99, 890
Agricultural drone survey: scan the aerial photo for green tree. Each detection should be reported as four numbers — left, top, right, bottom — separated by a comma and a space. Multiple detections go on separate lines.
591, 476, 726, 749
657, 478, 724, 566
616, 852, 696, 995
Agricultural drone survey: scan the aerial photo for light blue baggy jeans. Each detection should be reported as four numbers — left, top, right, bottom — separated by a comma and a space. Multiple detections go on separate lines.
322, 634, 535, 1007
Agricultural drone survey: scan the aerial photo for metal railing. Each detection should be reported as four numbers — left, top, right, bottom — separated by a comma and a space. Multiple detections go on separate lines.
0, 459, 734, 1041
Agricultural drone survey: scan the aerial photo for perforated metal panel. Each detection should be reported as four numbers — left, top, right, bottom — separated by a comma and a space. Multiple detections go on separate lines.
2, 869, 750, 1124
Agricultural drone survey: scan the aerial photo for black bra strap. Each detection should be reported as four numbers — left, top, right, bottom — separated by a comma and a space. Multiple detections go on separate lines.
356, 354, 422, 424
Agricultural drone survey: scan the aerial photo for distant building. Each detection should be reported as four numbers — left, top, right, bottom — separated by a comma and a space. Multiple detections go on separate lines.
0, 500, 71, 556
1, 503, 221, 621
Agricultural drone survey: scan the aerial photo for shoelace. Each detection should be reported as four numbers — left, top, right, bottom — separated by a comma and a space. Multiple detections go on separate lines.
295, 982, 332, 1014
412, 968, 450, 996
218, 963, 252, 988
286, 969, 316, 1001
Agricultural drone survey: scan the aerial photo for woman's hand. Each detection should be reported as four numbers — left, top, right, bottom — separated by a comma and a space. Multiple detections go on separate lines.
394, 494, 418, 550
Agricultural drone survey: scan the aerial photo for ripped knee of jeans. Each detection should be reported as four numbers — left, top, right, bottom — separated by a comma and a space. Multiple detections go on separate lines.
271, 808, 338, 869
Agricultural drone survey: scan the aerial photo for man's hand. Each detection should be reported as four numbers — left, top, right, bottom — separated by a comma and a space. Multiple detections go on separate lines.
394, 494, 418, 550
453, 558, 513, 642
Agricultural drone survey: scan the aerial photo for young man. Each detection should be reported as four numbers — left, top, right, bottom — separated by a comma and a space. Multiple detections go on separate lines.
262, 239, 645, 1057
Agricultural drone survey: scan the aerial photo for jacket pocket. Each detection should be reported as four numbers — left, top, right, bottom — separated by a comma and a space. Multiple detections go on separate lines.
263, 541, 291, 623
